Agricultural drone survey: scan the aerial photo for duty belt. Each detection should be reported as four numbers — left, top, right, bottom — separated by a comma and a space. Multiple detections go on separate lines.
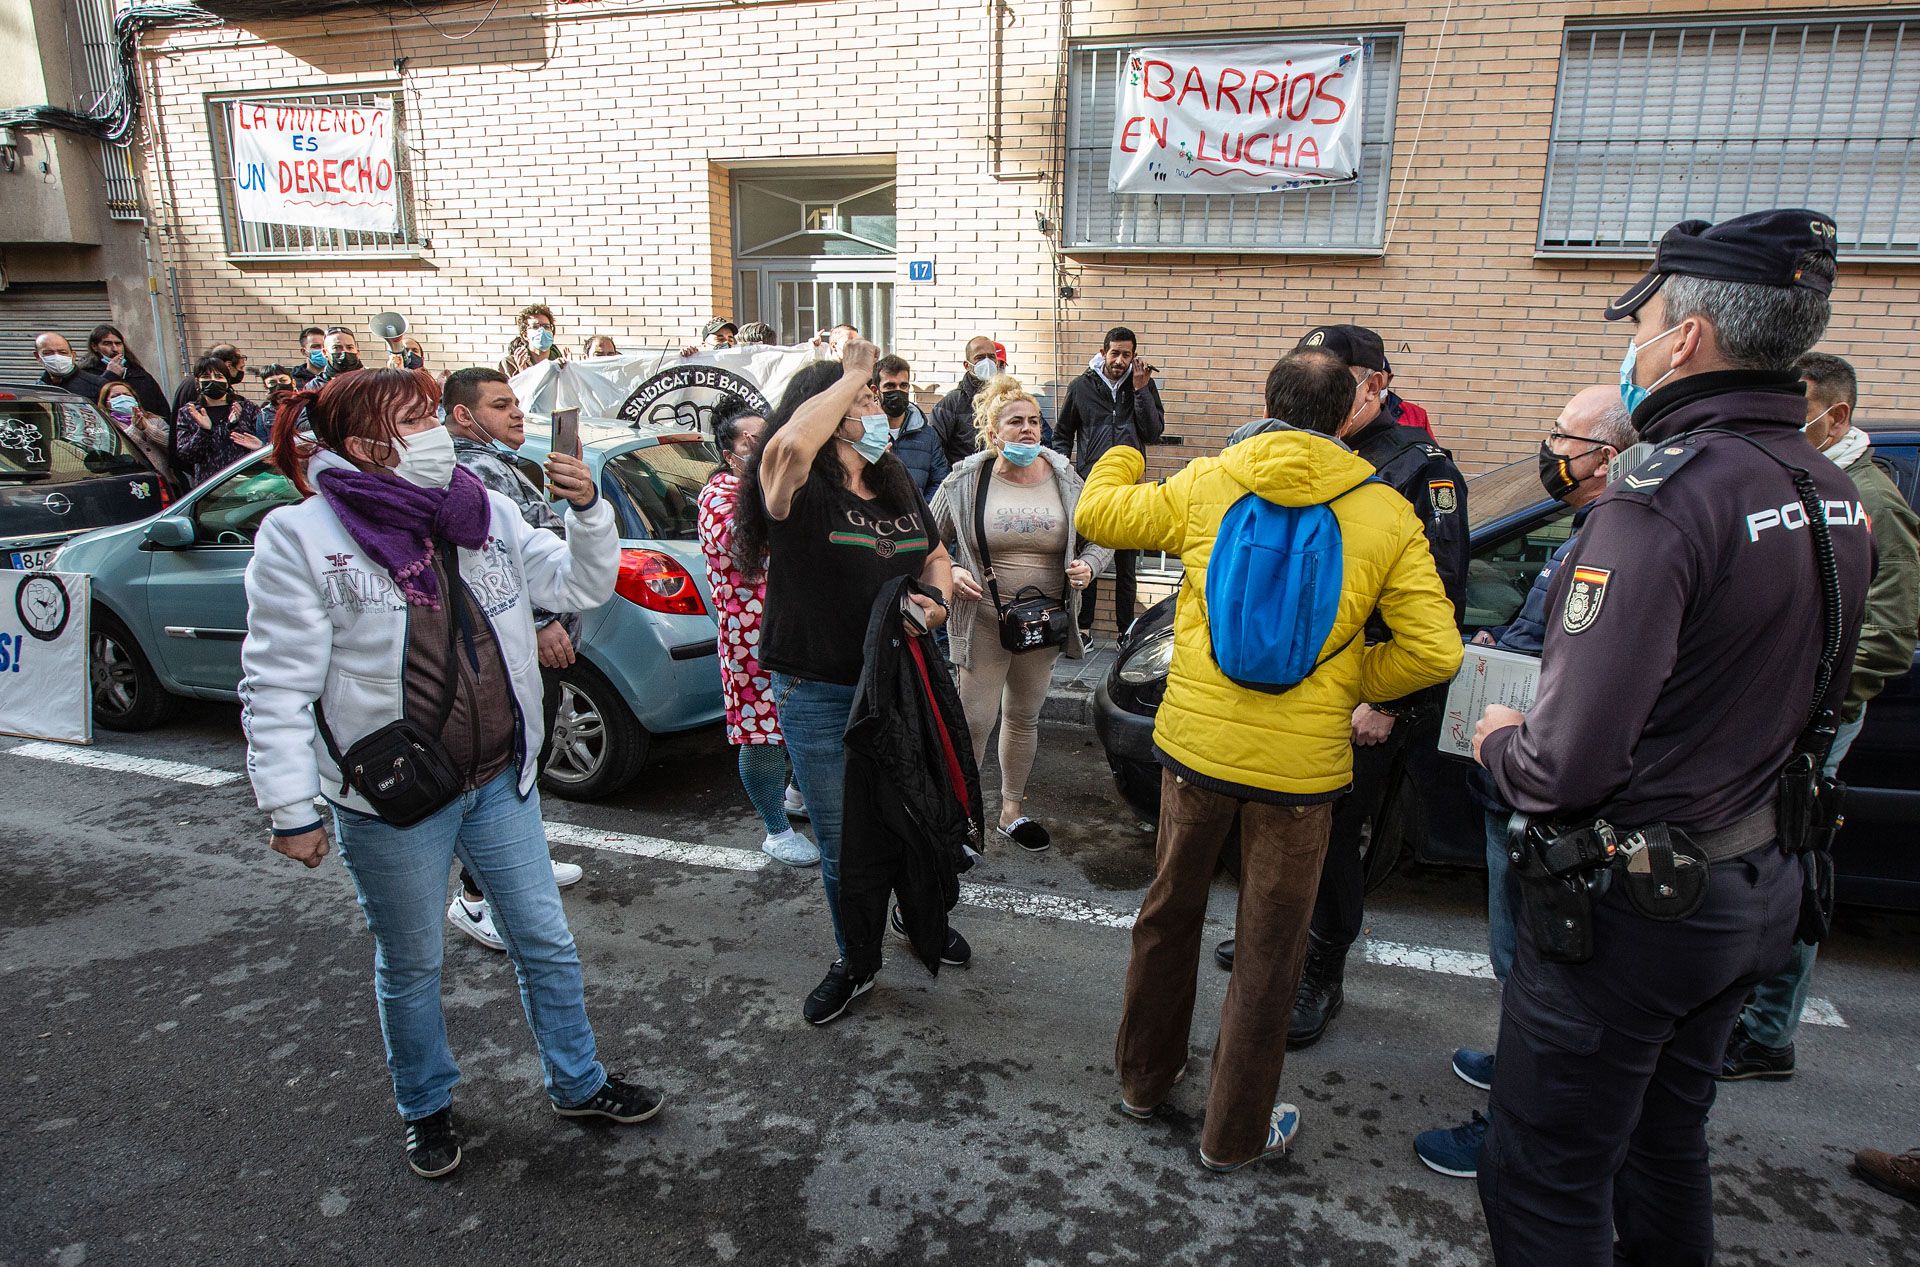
1672, 803, 1778, 863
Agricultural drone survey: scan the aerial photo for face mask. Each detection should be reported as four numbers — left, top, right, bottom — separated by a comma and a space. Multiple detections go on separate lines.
391, 425, 458, 489
879, 389, 910, 418
1617, 323, 1683, 414
1537, 439, 1604, 501
108, 396, 138, 419
329, 350, 363, 372
1001, 441, 1043, 467
199, 379, 231, 402
971, 357, 999, 383
841, 414, 892, 464
402, 351, 424, 370
41, 354, 75, 376
1804, 404, 1840, 447
527, 328, 555, 353
307, 349, 328, 370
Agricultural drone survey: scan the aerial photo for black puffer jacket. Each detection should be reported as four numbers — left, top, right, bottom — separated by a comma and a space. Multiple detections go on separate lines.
840, 575, 984, 978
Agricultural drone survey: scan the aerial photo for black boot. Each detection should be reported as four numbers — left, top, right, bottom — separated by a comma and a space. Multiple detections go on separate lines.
1287, 934, 1347, 1050
1214, 937, 1236, 970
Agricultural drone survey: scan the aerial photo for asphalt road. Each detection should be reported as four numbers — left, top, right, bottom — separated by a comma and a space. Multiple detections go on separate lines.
3, 703, 1917, 1266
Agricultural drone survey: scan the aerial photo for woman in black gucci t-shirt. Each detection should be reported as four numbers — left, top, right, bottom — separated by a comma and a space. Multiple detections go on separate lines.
730, 346, 959, 1026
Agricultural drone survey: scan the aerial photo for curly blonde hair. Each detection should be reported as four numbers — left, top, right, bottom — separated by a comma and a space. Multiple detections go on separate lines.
972, 375, 1040, 450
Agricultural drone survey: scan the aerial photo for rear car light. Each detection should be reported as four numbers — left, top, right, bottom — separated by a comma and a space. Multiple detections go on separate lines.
614, 548, 707, 616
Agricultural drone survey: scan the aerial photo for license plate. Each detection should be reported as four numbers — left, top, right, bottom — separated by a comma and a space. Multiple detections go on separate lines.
7, 548, 57, 570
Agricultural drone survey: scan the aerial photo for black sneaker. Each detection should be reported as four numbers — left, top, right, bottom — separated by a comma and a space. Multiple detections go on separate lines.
1717, 1022, 1795, 1082
555, 1074, 665, 1123
805, 959, 875, 1025
403, 1106, 462, 1179
889, 906, 973, 966
1214, 937, 1236, 971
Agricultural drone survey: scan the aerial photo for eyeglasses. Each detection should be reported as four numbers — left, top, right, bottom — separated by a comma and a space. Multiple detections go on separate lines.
1548, 430, 1609, 450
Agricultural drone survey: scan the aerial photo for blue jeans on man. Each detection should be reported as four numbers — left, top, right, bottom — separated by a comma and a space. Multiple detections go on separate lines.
771, 672, 856, 958
331, 768, 606, 1120
1484, 807, 1522, 983
1736, 709, 1867, 1048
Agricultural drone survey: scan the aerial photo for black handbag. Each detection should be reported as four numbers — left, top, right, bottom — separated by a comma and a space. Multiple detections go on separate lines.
973, 463, 1071, 654
315, 566, 471, 828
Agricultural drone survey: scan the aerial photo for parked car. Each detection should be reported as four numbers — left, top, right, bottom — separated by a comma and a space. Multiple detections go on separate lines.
1094, 427, 1920, 911
49, 418, 726, 800
1, 383, 168, 571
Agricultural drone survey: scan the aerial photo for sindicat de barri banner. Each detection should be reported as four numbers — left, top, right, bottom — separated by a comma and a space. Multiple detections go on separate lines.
1108, 43, 1366, 196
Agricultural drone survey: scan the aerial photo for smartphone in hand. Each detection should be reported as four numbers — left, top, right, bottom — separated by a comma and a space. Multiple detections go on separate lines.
551, 406, 581, 460
901, 590, 931, 634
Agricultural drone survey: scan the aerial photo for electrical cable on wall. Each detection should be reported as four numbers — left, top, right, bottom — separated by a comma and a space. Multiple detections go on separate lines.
1383, 0, 1457, 250
0, 4, 224, 144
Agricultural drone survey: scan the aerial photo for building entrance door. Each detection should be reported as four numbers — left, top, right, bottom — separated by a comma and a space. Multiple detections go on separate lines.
732, 166, 895, 348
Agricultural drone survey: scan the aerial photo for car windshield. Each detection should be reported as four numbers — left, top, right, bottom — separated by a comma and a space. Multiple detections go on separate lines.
599, 438, 722, 540
0, 400, 149, 482
1467, 456, 1549, 525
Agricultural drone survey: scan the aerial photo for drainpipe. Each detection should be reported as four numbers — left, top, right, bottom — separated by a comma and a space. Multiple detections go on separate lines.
988, 0, 1043, 182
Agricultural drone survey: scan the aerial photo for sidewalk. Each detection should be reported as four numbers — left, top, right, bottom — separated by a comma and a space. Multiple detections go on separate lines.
1042, 642, 1119, 725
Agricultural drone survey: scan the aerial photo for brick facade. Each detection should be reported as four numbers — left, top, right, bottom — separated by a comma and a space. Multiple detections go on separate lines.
134, 0, 1919, 475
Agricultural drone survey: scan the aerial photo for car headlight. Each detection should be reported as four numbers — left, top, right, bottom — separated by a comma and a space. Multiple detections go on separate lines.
1117, 626, 1175, 685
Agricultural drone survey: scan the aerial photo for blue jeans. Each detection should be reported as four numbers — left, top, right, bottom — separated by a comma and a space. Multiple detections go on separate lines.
772, 671, 855, 958
331, 768, 606, 1120
1737, 709, 1867, 1048
1485, 808, 1521, 983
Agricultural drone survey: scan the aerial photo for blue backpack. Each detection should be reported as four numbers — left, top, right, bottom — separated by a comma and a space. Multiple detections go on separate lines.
1205, 478, 1375, 694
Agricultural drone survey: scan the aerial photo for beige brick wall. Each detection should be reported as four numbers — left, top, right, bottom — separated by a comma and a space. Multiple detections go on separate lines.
135, 0, 1919, 479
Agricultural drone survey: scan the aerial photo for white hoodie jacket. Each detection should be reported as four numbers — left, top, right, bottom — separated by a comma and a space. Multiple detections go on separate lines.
240, 449, 618, 830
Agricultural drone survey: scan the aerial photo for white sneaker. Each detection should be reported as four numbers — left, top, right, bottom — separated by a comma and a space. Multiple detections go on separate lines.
446, 895, 506, 951
762, 828, 821, 868
550, 859, 584, 888
784, 785, 809, 820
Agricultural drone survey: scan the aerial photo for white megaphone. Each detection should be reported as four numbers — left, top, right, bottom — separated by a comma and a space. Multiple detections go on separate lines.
370, 311, 410, 345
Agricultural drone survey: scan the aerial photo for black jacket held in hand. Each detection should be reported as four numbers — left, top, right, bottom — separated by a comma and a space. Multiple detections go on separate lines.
840, 576, 985, 979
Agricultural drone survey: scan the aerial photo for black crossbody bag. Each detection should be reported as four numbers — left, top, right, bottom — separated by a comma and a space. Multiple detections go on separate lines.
973, 462, 1071, 654
314, 566, 472, 828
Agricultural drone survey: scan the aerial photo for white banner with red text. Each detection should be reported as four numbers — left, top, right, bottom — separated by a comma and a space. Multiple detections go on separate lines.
228, 98, 400, 232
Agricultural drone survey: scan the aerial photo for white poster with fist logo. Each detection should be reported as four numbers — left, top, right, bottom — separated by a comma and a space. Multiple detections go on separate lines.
0, 571, 92, 744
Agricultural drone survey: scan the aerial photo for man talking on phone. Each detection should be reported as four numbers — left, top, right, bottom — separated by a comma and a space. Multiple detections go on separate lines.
439, 367, 589, 947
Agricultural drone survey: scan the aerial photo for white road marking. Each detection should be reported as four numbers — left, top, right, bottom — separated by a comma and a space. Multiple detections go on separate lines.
2, 739, 1852, 1027
5, 741, 244, 788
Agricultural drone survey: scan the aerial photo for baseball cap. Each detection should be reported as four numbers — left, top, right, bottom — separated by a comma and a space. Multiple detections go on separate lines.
702, 317, 739, 339
1604, 209, 1839, 321
1295, 325, 1388, 373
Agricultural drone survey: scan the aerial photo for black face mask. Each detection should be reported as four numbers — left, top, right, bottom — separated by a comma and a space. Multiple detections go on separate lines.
199, 378, 231, 403
879, 389, 910, 419
402, 352, 424, 370
328, 351, 363, 372
1538, 439, 1602, 501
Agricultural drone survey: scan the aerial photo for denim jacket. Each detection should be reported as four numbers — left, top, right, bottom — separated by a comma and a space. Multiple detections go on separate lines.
452, 436, 581, 638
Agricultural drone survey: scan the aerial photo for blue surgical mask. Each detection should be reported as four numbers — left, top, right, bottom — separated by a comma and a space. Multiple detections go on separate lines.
306, 349, 327, 370
527, 328, 555, 354
1617, 323, 1683, 415
842, 414, 892, 464
1000, 441, 1043, 467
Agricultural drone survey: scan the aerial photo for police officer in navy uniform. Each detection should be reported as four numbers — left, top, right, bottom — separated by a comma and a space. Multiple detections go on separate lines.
1215, 325, 1470, 1053
1469, 210, 1872, 1265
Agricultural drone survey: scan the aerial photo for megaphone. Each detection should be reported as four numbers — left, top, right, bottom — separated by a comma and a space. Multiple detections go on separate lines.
370, 311, 410, 343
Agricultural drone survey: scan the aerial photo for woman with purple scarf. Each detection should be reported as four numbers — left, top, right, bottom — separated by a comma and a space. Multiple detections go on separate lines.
239, 368, 662, 1180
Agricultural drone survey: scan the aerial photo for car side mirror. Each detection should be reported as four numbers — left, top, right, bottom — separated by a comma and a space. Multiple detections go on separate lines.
144, 517, 196, 550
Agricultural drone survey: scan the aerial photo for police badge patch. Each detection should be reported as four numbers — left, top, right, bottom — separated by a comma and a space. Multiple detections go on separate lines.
1429, 479, 1457, 513
1563, 566, 1611, 634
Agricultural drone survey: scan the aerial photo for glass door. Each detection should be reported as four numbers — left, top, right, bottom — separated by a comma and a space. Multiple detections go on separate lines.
733, 166, 896, 348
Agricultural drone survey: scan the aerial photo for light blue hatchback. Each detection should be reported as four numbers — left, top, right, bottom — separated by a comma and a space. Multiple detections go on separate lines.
51, 420, 726, 800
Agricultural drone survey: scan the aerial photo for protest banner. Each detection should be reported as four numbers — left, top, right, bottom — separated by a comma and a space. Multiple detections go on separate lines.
1108, 43, 1365, 195
0, 571, 91, 745
229, 98, 399, 233
510, 345, 823, 434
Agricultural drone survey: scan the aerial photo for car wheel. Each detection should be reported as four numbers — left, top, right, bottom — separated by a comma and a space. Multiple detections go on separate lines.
539, 661, 648, 801
91, 612, 175, 732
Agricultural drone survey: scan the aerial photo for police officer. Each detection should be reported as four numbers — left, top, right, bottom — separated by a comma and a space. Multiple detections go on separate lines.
1215, 324, 1470, 1054
1470, 209, 1871, 1265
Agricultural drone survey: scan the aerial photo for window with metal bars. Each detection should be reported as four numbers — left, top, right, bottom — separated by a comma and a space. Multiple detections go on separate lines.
204, 87, 424, 259
1063, 33, 1401, 253
1540, 16, 1920, 257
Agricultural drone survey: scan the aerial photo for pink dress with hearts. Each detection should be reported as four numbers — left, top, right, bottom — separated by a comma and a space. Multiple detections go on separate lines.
697, 472, 782, 746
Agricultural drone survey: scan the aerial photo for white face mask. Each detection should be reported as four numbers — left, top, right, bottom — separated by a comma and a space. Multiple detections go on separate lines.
971, 356, 999, 383
391, 426, 458, 489
40, 353, 75, 376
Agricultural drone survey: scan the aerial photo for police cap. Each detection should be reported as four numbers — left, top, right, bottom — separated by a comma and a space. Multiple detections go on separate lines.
1295, 324, 1388, 372
1604, 209, 1839, 322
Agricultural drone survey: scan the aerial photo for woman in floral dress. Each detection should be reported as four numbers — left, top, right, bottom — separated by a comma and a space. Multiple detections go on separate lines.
697, 399, 819, 866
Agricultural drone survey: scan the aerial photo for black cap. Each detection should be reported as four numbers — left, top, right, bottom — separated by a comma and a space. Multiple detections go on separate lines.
1604, 209, 1839, 322
1295, 325, 1387, 372
701, 318, 738, 339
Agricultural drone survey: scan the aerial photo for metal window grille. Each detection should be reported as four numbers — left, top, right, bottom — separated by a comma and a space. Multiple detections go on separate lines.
1540, 17, 1920, 256
205, 87, 424, 258
1064, 33, 1401, 253
74, 0, 141, 219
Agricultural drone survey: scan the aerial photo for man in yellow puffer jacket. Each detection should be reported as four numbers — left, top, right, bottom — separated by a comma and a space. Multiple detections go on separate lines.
1078, 348, 1461, 1173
